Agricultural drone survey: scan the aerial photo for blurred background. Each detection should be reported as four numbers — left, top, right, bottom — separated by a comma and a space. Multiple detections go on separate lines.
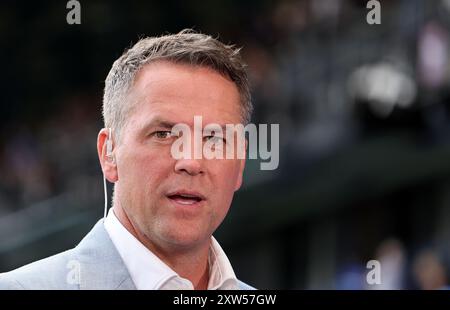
1, 0, 450, 289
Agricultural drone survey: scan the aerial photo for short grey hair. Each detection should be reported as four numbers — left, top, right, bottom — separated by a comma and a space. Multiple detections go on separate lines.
102, 29, 252, 141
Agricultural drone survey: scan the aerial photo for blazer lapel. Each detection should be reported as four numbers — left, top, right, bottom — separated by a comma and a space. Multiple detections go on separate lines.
73, 220, 136, 290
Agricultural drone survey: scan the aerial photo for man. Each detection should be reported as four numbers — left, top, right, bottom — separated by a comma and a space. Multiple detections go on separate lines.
0, 29, 254, 290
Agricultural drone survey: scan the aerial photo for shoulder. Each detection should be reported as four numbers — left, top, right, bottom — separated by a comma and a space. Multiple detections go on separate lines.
237, 280, 257, 290
0, 249, 77, 290
0, 220, 128, 290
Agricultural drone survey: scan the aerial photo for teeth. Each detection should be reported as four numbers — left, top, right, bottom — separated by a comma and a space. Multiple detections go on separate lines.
169, 194, 201, 205
173, 196, 197, 205
176, 199, 196, 205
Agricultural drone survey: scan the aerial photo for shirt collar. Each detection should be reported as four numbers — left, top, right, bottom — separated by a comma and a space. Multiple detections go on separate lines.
104, 208, 238, 290
208, 236, 238, 289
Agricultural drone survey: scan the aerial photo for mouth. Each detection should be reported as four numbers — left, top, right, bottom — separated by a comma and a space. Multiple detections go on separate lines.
166, 190, 205, 206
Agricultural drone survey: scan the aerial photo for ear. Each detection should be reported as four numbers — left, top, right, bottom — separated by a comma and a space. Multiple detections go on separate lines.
234, 139, 247, 191
97, 128, 118, 183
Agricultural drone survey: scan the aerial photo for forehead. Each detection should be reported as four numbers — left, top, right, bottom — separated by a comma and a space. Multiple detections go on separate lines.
126, 61, 241, 127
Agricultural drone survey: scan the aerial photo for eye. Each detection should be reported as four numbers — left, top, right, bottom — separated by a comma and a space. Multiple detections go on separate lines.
153, 131, 173, 139
204, 135, 226, 143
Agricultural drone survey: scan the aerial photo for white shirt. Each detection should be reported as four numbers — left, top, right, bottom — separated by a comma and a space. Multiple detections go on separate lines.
104, 208, 239, 290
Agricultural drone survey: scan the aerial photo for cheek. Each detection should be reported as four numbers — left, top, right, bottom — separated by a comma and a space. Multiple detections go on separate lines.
212, 160, 242, 194
118, 148, 173, 191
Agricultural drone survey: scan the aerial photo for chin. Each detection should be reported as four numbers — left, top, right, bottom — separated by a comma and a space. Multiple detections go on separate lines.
161, 229, 209, 248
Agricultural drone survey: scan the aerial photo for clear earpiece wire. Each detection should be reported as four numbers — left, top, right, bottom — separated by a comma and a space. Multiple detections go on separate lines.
103, 174, 108, 220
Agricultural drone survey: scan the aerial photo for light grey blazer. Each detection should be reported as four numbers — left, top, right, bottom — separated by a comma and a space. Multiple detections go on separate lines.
0, 220, 254, 290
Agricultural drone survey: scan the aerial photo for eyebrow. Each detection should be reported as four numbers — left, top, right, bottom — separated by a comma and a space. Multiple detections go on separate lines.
138, 117, 177, 135
204, 124, 229, 134
138, 117, 235, 136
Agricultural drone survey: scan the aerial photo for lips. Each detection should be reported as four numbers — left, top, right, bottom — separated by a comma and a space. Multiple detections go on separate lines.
166, 190, 205, 206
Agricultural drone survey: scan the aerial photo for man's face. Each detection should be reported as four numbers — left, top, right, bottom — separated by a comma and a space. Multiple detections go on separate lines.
110, 61, 245, 252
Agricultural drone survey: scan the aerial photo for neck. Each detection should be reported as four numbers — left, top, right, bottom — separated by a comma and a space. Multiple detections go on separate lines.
112, 204, 210, 290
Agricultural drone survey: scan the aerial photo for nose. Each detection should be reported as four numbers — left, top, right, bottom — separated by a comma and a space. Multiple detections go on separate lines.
174, 158, 204, 176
